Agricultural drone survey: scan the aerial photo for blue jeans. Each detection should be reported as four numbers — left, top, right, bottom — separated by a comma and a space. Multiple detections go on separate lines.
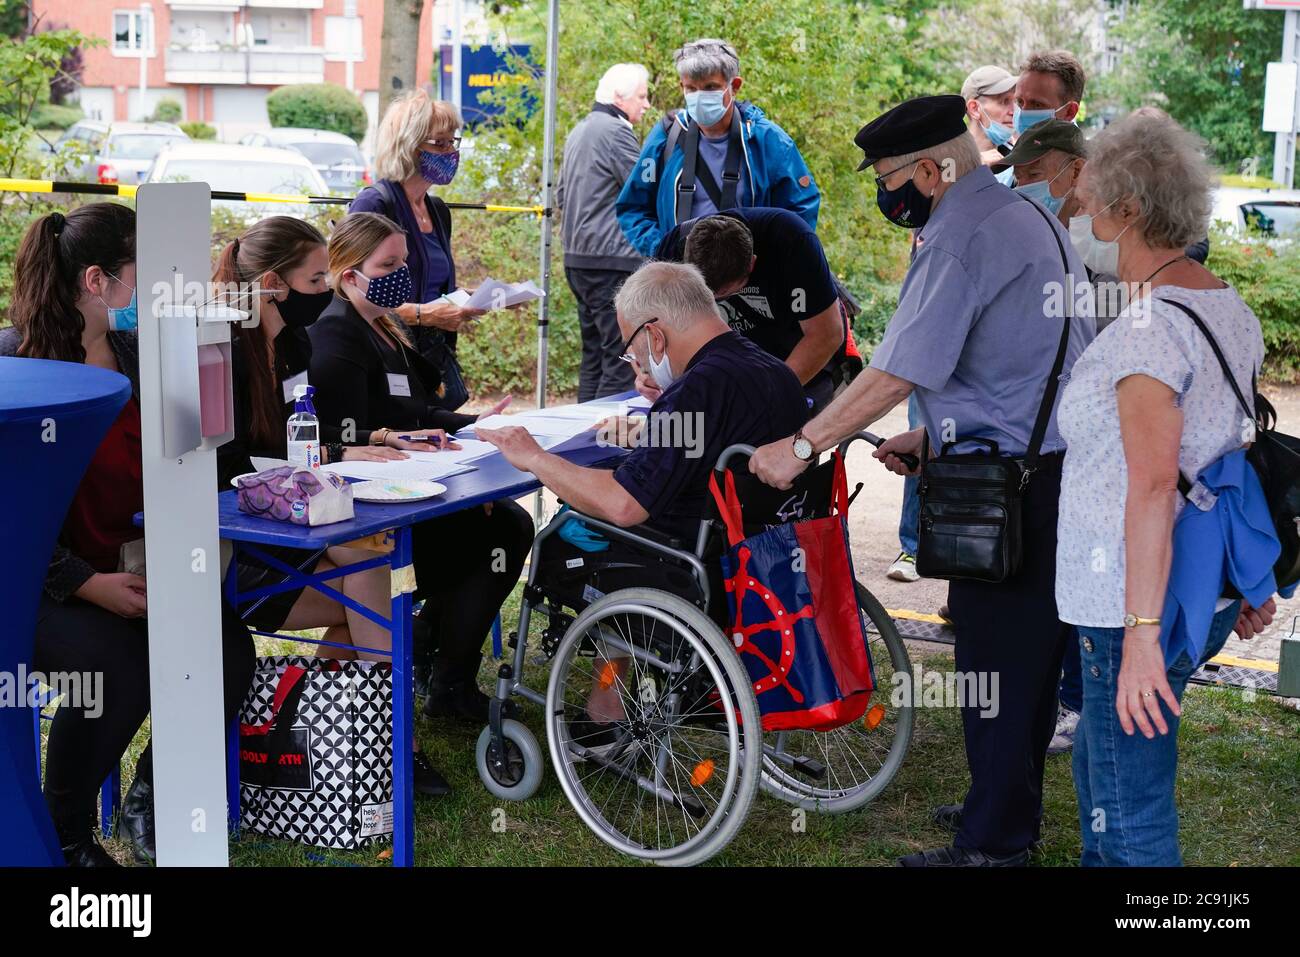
1072, 600, 1240, 866
898, 394, 920, 555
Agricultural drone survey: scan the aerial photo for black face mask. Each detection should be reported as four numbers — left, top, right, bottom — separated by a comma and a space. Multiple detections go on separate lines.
876, 169, 933, 230
276, 288, 335, 328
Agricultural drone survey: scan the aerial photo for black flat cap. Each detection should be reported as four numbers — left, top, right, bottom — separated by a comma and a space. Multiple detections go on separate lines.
854, 94, 968, 172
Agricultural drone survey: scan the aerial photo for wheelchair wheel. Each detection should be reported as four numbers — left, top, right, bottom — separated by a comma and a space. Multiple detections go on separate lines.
476, 719, 545, 801
545, 587, 762, 865
758, 580, 914, 813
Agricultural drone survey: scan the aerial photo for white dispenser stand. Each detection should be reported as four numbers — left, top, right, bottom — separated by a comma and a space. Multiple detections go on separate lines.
136, 182, 244, 865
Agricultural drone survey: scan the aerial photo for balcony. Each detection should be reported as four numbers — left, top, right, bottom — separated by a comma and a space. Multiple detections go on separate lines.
165, 0, 322, 7
165, 46, 325, 85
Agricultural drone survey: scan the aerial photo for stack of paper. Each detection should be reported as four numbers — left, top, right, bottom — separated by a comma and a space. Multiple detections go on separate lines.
442, 278, 546, 312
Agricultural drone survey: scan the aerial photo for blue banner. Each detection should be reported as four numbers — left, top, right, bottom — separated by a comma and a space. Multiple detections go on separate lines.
438, 44, 535, 126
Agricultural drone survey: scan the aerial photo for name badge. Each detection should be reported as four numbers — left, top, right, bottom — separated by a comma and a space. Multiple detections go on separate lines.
281, 370, 308, 404
386, 373, 412, 397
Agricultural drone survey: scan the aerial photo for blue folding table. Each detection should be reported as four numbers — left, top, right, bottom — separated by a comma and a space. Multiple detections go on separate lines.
216, 426, 625, 867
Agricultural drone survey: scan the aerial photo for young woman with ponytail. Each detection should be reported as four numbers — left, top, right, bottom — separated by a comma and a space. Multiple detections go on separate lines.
311, 211, 533, 724
0, 203, 255, 867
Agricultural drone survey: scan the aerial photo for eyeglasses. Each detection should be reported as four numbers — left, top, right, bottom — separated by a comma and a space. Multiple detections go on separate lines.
618, 316, 659, 363
873, 158, 924, 191
423, 136, 462, 153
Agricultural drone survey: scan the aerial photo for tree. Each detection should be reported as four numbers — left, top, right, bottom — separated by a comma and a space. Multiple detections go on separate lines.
378, 0, 424, 119
922, 0, 1100, 77
1094, 0, 1287, 170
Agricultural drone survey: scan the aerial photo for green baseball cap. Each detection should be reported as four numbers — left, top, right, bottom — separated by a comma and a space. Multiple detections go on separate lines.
1002, 119, 1087, 166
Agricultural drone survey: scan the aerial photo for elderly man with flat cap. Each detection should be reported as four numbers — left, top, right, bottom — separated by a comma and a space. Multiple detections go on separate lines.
750, 94, 1096, 867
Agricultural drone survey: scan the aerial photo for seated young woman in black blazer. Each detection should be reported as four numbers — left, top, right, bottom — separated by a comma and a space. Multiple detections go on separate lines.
216, 215, 454, 797
310, 211, 534, 723
0, 204, 254, 866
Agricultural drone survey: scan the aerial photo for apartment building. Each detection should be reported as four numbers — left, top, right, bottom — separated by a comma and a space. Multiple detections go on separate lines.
33, 0, 439, 141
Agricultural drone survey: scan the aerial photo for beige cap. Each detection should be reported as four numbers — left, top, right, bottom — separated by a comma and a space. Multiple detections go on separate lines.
961, 65, 1017, 101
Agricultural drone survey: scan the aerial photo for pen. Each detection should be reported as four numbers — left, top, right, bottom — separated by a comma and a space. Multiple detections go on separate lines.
397, 434, 450, 447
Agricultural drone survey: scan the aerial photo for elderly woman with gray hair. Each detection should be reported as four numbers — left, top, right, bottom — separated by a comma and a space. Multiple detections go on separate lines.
1055, 110, 1277, 866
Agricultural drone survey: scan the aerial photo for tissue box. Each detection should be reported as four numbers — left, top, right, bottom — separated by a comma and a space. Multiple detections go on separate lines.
236, 465, 354, 526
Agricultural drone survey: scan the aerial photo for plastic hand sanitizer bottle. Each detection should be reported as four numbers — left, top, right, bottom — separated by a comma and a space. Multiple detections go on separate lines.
286, 384, 320, 469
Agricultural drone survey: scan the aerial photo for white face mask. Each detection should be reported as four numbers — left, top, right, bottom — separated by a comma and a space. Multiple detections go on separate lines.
645, 328, 675, 389
1068, 199, 1130, 275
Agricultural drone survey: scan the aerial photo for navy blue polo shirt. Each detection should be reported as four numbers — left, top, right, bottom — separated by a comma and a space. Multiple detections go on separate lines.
613, 330, 808, 539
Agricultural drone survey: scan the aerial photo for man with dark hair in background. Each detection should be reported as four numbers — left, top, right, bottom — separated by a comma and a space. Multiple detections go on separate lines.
655, 208, 846, 413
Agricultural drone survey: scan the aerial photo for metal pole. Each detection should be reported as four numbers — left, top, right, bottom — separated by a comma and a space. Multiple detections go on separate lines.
452, 0, 463, 112
1272, 9, 1300, 189
535, 0, 559, 413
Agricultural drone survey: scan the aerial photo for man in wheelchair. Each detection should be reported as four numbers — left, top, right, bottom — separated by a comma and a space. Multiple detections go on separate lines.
478, 261, 817, 719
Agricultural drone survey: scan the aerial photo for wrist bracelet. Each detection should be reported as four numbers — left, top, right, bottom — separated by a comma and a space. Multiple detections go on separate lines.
325, 441, 344, 463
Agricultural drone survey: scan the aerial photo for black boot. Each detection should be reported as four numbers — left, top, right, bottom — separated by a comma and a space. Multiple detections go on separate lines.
412, 614, 436, 699
422, 656, 517, 723
54, 813, 120, 868
116, 775, 156, 865
412, 750, 451, 797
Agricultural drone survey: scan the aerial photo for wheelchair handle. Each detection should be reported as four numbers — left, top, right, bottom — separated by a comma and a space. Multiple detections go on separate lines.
839, 431, 920, 473
715, 443, 757, 474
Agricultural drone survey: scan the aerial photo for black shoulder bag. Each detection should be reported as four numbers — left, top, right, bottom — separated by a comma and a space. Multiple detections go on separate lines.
914, 199, 1073, 583
1163, 298, 1300, 593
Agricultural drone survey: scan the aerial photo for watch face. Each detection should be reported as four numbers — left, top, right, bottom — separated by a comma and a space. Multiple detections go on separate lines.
793, 437, 813, 460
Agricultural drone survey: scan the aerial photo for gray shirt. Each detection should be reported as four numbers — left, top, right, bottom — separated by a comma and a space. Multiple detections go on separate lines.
870, 165, 1096, 456
557, 106, 644, 271
690, 130, 750, 219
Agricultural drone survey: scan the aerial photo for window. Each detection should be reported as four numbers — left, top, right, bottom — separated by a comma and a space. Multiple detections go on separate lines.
324, 16, 363, 61
112, 10, 152, 55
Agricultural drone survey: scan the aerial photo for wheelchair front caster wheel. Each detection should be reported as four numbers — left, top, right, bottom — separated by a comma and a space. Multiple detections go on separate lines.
476, 719, 544, 801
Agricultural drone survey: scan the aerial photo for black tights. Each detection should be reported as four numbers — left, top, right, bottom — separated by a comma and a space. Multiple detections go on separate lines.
32, 595, 255, 841
412, 499, 534, 685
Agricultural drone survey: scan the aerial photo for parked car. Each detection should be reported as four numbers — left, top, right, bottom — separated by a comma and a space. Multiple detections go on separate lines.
56, 121, 189, 185
239, 127, 370, 192
145, 142, 330, 220
1211, 186, 1300, 239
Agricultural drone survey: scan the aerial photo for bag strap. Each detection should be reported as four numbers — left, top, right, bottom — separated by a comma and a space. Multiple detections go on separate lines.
707, 469, 746, 546
1159, 297, 1258, 498
1161, 298, 1255, 421
676, 123, 701, 224
691, 109, 743, 211
1018, 197, 1074, 483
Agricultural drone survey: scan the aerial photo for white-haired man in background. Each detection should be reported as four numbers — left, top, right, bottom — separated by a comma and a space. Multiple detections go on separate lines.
558, 63, 651, 401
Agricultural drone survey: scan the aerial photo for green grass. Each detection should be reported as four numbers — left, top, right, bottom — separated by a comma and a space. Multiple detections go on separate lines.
41, 589, 1300, 867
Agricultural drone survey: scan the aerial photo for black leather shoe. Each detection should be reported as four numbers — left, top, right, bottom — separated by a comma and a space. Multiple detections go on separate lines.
898, 844, 1028, 867
932, 804, 963, 833
117, 776, 156, 865
423, 683, 518, 723
412, 750, 451, 797
930, 804, 1044, 850
61, 835, 121, 867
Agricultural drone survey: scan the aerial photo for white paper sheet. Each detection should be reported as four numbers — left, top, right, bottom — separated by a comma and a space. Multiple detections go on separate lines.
320, 458, 476, 482
460, 278, 546, 311
402, 438, 499, 465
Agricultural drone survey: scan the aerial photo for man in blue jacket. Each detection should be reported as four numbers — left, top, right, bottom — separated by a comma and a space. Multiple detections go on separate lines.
615, 38, 820, 258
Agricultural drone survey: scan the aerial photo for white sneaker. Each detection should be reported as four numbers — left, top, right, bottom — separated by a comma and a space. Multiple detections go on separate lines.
886, 551, 920, 583
1047, 705, 1080, 754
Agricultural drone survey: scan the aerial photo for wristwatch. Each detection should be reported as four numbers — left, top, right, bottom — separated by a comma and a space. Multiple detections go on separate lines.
1123, 613, 1161, 628
792, 429, 814, 462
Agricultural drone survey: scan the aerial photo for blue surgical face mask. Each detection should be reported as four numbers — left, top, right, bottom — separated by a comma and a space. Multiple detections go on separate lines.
355, 265, 414, 310
684, 89, 728, 127
99, 272, 138, 332
1014, 163, 1074, 216
1013, 103, 1068, 136
979, 106, 1013, 147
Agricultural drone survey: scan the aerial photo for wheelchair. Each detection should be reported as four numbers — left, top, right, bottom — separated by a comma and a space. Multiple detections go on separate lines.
473, 434, 915, 865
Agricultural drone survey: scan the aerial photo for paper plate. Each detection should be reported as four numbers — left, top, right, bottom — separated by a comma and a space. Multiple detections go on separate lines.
349, 479, 447, 502
230, 472, 259, 487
